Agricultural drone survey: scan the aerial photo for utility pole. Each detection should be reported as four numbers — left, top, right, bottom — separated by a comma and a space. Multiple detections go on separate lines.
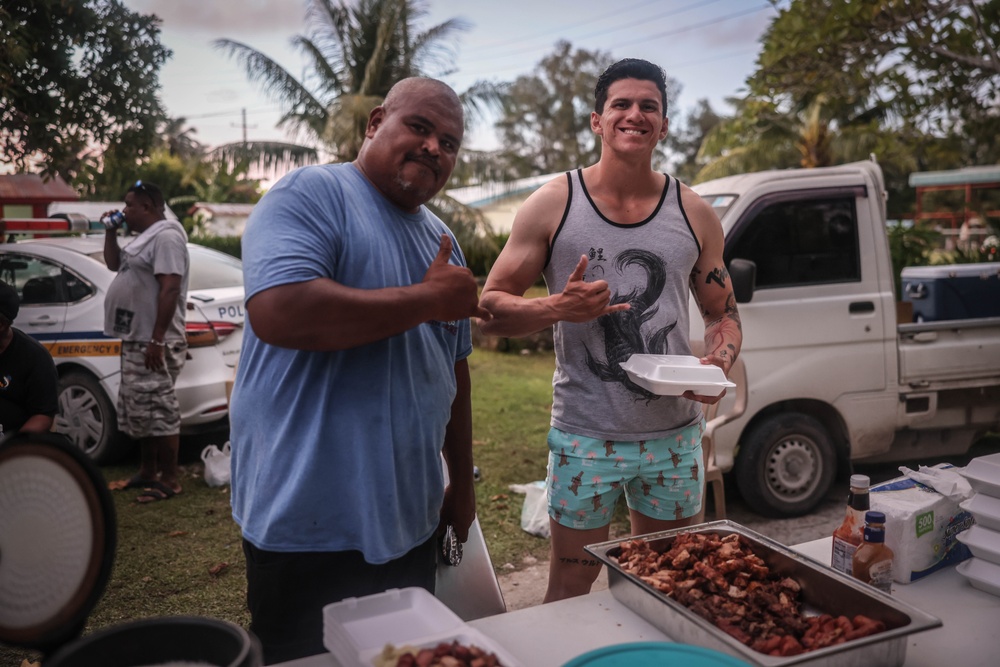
231, 108, 257, 146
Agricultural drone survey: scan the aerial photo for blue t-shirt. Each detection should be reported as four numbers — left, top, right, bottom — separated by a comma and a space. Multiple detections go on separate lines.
230, 163, 472, 563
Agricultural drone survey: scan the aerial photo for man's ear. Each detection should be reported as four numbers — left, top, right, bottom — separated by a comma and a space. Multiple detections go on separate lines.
590, 110, 603, 136
659, 116, 669, 141
365, 106, 386, 139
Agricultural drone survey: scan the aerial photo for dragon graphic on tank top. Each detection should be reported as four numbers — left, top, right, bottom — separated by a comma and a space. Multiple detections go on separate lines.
584, 248, 675, 400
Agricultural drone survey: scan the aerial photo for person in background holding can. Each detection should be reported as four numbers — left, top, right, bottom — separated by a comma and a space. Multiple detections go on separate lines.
229, 77, 491, 664
479, 59, 742, 603
103, 181, 190, 504
0, 280, 58, 437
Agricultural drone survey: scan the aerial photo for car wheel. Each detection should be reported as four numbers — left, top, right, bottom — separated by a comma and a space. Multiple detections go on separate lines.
734, 413, 837, 518
52, 371, 128, 465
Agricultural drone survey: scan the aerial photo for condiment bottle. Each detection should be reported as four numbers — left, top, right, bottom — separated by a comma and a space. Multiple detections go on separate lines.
852, 510, 894, 594
831, 474, 870, 575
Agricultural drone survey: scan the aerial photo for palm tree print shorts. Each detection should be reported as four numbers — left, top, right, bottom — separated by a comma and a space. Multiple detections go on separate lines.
546, 419, 705, 529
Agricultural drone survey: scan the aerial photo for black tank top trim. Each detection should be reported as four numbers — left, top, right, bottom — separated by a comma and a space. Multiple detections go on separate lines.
544, 172, 574, 272
576, 168, 670, 228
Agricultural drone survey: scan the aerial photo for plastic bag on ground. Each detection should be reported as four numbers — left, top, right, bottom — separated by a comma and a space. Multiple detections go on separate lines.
201, 441, 232, 487
509, 480, 550, 539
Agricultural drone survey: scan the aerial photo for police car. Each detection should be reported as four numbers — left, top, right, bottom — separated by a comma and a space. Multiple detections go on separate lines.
0, 218, 244, 463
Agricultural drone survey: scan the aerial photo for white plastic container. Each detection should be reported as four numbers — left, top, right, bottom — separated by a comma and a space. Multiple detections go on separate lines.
956, 557, 1000, 598
619, 354, 736, 397
956, 525, 1000, 567
322, 587, 520, 667
960, 493, 1000, 532
961, 453, 1000, 498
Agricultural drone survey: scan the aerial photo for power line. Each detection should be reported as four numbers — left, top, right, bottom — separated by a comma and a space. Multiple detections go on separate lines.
455, 0, 663, 56
608, 4, 772, 49
456, 0, 728, 66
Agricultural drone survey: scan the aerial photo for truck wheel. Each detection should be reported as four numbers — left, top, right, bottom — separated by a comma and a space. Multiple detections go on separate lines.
52, 371, 128, 465
734, 413, 836, 518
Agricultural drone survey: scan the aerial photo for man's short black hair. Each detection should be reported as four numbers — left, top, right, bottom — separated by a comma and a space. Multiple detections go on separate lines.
126, 180, 165, 212
594, 58, 668, 116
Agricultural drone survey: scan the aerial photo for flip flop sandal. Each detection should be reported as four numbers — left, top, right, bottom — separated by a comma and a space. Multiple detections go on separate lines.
135, 481, 180, 504
109, 474, 157, 491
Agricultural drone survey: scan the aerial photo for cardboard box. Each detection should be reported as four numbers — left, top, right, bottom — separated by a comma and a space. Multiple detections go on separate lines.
870, 465, 974, 583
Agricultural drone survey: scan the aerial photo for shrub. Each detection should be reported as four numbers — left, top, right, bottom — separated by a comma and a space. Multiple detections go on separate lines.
190, 233, 242, 259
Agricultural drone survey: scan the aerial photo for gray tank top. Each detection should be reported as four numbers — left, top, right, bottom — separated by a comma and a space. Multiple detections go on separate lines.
542, 169, 702, 440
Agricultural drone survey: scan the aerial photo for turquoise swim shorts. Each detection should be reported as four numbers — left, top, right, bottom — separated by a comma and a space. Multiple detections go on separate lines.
546, 420, 705, 530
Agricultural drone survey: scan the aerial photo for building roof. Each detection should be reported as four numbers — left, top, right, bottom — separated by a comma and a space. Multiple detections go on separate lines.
48, 201, 179, 221
909, 166, 1000, 188
0, 173, 78, 202
446, 173, 559, 208
188, 202, 256, 217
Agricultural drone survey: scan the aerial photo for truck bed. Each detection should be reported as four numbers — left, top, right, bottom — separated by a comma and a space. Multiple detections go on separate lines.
898, 317, 1000, 390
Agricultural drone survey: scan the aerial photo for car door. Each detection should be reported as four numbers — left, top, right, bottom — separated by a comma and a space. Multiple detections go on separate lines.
1, 252, 69, 340
723, 189, 888, 399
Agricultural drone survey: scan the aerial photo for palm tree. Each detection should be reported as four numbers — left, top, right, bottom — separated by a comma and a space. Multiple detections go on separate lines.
213, 0, 503, 253
158, 117, 205, 161
213, 0, 500, 167
694, 96, 873, 183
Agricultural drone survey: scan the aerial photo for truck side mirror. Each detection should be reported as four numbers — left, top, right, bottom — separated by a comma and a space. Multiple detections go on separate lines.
729, 258, 756, 303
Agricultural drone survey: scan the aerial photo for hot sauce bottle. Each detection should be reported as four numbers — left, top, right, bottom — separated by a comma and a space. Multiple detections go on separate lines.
852, 510, 894, 594
831, 474, 870, 575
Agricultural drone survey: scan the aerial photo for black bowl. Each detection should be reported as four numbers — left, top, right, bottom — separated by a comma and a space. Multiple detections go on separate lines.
44, 616, 262, 667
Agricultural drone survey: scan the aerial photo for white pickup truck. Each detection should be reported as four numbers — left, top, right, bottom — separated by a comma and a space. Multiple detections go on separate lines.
689, 159, 1000, 517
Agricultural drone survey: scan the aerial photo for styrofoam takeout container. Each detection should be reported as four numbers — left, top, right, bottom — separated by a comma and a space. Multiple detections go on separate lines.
960, 493, 1000, 532
956, 557, 1000, 598
956, 525, 1000, 567
619, 354, 736, 397
961, 453, 1000, 498
323, 587, 520, 667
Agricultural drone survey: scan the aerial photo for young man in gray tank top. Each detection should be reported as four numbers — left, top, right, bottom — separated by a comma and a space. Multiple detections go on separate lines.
480, 59, 743, 602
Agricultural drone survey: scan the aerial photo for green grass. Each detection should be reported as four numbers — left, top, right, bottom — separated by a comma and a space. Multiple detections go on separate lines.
468, 349, 559, 569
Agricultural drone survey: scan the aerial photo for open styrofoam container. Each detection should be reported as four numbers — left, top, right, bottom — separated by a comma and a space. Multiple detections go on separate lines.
323, 587, 520, 667
956, 525, 1000, 567
956, 557, 1000, 598
961, 453, 1000, 498
619, 354, 736, 397
960, 493, 1000, 532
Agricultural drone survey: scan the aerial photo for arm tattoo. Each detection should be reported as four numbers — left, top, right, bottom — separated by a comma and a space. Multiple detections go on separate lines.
705, 265, 729, 288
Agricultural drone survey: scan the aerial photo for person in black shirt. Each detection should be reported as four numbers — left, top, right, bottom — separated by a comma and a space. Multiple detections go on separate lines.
0, 280, 59, 436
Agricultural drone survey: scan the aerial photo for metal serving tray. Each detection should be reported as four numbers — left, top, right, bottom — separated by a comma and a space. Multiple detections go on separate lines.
585, 520, 941, 667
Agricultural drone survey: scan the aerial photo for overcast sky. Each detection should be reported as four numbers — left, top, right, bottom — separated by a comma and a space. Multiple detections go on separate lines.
122, 0, 783, 151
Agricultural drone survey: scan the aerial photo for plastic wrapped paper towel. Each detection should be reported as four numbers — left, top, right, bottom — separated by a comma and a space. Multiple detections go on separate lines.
869, 463, 974, 583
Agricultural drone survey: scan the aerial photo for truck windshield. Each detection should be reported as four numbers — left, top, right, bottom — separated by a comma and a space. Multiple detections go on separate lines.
701, 194, 737, 220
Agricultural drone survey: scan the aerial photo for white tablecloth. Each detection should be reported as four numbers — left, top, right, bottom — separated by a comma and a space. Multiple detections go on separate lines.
277, 537, 1000, 667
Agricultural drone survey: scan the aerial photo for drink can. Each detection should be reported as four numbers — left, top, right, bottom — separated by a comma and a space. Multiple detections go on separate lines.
101, 211, 125, 230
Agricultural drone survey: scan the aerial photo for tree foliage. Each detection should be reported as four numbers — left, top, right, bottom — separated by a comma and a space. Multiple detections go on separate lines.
494, 41, 612, 176
750, 0, 999, 162
158, 116, 205, 161
214, 0, 501, 169
693, 0, 998, 218
666, 99, 723, 183
0, 0, 170, 180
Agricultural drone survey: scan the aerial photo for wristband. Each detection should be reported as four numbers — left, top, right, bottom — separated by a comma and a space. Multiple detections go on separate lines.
149, 339, 166, 347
